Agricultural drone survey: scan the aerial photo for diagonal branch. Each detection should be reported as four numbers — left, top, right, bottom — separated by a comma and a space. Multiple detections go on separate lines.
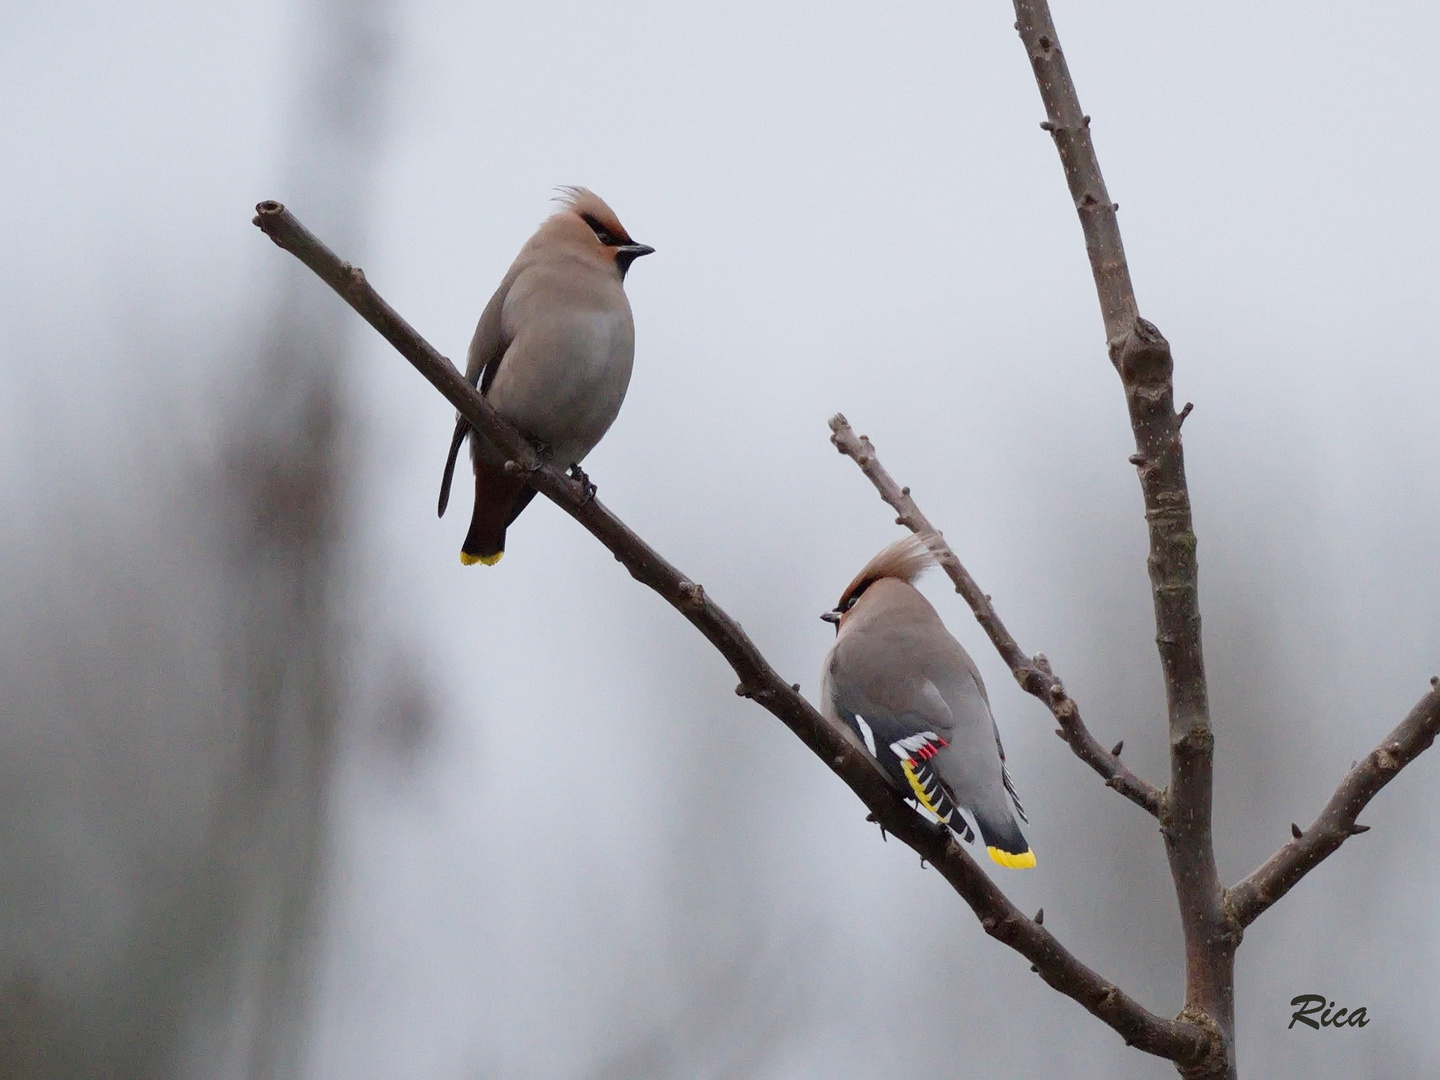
921, 825, 1210, 1064
1012, 0, 1231, 1065
251, 199, 1215, 1069
1226, 682, 1440, 928
828, 413, 1162, 818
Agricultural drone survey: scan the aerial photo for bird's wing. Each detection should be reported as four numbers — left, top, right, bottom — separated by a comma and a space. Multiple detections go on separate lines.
946, 644, 1031, 819
975, 670, 1028, 824
471, 278, 512, 396
997, 735, 1028, 824
827, 673, 975, 842
438, 276, 515, 518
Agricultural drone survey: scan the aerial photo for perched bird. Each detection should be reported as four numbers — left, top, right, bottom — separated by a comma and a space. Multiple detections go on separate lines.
438, 188, 654, 565
820, 534, 1035, 868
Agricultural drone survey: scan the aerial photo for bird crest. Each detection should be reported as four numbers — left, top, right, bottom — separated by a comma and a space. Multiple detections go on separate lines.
835, 531, 941, 612
553, 186, 634, 245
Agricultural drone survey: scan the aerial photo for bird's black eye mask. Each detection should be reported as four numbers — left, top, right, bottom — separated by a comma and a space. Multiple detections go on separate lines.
822, 577, 876, 627
839, 577, 878, 612
580, 212, 625, 246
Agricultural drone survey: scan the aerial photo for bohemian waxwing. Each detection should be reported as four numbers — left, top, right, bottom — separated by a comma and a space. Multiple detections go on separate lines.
437, 187, 654, 565
820, 534, 1035, 868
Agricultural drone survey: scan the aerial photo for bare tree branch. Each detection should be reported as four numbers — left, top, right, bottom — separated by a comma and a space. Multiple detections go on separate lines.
1011, 6, 1134, 343
250, 199, 1216, 1069
1011, 2, 1232, 1073
827, 413, 1163, 818
1227, 682, 1440, 928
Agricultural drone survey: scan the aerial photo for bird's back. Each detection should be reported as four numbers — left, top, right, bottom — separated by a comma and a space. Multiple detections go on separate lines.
826, 579, 1007, 800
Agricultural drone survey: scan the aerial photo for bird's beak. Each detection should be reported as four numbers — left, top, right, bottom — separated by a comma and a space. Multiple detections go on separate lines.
614, 243, 655, 280
820, 610, 841, 625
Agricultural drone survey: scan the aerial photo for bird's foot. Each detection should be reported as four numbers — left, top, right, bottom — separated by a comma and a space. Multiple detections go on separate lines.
567, 463, 596, 504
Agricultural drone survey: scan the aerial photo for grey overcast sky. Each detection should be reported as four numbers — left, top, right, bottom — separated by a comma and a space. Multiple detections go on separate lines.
3, 2, 1440, 1078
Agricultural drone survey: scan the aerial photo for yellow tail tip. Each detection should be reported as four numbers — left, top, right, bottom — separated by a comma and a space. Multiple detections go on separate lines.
460, 550, 503, 566
987, 846, 1036, 869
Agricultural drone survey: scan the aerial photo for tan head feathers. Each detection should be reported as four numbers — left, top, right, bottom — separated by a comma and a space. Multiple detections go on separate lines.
553, 186, 634, 244
836, 532, 940, 611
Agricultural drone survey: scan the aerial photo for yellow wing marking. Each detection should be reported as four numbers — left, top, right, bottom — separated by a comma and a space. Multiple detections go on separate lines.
901, 759, 946, 818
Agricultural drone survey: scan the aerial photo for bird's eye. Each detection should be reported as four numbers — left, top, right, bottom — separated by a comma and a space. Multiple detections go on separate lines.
580, 213, 621, 246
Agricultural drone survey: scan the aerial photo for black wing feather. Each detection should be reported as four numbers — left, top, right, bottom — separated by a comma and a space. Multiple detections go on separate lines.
830, 689, 977, 844
438, 282, 512, 517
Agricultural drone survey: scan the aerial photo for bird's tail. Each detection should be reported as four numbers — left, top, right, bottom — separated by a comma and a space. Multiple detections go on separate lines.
971, 805, 1036, 869
460, 460, 537, 566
